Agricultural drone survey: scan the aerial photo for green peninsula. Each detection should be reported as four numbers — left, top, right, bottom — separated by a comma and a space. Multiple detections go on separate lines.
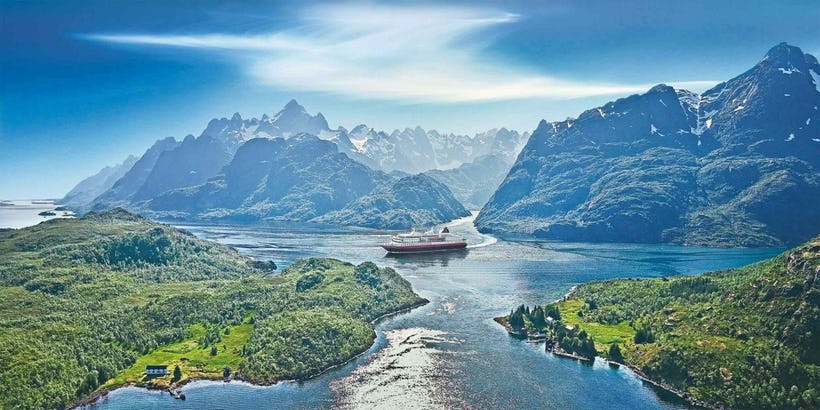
0, 209, 426, 409
497, 238, 820, 409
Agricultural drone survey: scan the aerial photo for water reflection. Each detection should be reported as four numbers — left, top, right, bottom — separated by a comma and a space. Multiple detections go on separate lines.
383, 248, 469, 267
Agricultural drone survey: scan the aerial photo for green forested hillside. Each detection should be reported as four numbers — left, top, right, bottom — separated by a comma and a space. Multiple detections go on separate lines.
0, 210, 425, 409
498, 238, 820, 409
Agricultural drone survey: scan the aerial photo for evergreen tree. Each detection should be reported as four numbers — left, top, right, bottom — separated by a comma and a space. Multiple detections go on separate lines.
173, 365, 182, 381
583, 338, 597, 359
635, 326, 655, 344
608, 343, 624, 363
530, 306, 546, 329
544, 303, 561, 321
210, 345, 218, 356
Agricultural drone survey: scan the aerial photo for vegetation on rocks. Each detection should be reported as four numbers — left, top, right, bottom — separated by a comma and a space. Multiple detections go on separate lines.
0, 209, 425, 409
314, 173, 471, 229
497, 237, 820, 409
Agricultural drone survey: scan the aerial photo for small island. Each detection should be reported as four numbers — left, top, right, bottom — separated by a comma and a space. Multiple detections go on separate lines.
37, 210, 57, 216
496, 237, 820, 409
0, 209, 427, 409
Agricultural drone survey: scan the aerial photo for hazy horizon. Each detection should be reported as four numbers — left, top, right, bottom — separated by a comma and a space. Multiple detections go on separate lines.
2, 0, 819, 198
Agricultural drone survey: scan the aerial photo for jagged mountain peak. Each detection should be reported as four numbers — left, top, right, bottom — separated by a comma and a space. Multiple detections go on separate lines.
694, 43, 820, 157
265, 99, 330, 135
477, 43, 820, 247
647, 83, 676, 94
761, 42, 805, 64
351, 124, 371, 134
717, 43, 818, 88
534, 119, 551, 134
282, 98, 306, 112
746, 43, 820, 85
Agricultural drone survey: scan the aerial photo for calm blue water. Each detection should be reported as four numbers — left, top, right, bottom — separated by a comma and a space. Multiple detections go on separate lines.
0, 208, 783, 408
71, 215, 782, 410
0, 199, 73, 229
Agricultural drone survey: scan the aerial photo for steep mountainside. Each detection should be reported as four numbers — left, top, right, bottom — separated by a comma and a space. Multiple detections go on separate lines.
148, 134, 391, 221
91, 137, 180, 210
314, 174, 471, 229
82, 101, 331, 212
68, 99, 518, 218
132, 135, 233, 201
59, 155, 138, 212
478, 43, 820, 247
427, 154, 513, 209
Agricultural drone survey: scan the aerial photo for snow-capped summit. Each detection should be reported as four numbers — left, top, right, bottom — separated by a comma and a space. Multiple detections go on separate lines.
192, 99, 529, 175
333, 125, 529, 174
260, 99, 330, 137
695, 42, 819, 162
196, 100, 333, 151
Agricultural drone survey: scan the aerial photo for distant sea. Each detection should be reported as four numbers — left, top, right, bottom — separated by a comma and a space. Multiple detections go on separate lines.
0, 199, 74, 229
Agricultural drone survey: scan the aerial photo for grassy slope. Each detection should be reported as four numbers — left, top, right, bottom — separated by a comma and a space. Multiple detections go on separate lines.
556, 238, 820, 409
101, 322, 253, 389
0, 209, 426, 409
558, 299, 635, 348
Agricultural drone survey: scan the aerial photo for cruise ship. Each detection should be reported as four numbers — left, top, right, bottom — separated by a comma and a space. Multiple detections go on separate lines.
381, 227, 467, 254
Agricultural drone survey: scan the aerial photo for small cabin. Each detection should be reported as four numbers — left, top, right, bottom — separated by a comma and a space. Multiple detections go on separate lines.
146, 365, 169, 375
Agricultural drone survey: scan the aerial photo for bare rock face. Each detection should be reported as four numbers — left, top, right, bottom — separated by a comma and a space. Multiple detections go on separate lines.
478, 43, 820, 247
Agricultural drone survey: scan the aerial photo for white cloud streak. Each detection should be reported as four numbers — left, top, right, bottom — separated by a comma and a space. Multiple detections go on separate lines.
83, 3, 717, 103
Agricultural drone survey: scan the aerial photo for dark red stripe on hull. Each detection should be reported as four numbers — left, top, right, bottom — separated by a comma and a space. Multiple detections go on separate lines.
381, 242, 467, 253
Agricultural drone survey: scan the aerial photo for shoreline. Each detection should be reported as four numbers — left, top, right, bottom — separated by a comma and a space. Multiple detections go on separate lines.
494, 316, 718, 409
623, 364, 721, 410
73, 298, 429, 409
493, 284, 721, 410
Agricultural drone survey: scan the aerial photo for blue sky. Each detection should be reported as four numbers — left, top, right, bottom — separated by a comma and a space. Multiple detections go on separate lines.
1, 0, 818, 198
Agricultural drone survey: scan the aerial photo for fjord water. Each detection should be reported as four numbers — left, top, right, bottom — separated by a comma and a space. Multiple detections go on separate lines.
0, 199, 72, 229
83, 216, 780, 409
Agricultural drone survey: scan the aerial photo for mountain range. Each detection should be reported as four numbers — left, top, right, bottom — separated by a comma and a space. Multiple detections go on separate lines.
335, 124, 528, 174
64, 43, 819, 245
148, 135, 390, 221
59, 155, 138, 210
63, 99, 526, 228
477, 43, 820, 247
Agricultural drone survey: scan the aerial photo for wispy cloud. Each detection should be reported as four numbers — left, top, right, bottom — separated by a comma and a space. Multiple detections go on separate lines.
83, 3, 717, 103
